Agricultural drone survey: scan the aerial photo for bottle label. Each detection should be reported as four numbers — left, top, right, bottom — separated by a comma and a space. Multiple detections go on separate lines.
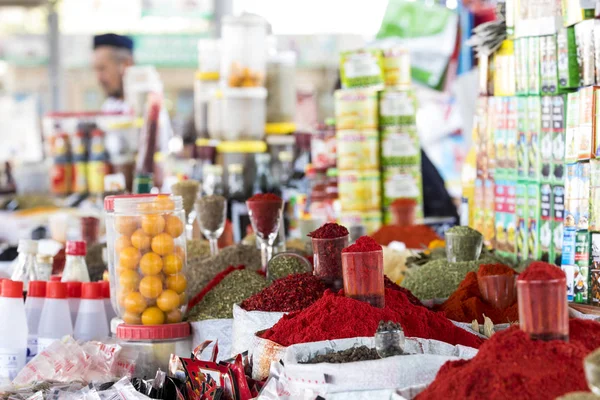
27, 336, 37, 363
37, 337, 58, 354
0, 348, 26, 382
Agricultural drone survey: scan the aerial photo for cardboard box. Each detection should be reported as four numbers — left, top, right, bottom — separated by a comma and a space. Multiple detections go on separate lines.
506, 180, 517, 256
540, 183, 553, 262
517, 97, 529, 179
528, 96, 542, 181
579, 162, 590, 231
495, 176, 507, 252
484, 178, 496, 245
551, 95, 566, 183
506, 97, 518, 174
565, 163, 579, 229
574, 230, 590, 304
494, 40, 516, 97
574, 20, 596, 86
578, 86, 594, 160
561, 0, 595, 27
590, 233, 600, 305
561, 227, 577, 301
474, 177, 485, 234
516, 182, 529, 261
557, 27, 580, 90
495, 97, 507, 173
541, 36, 559, 95
527, 182, 541, 259
565, 91, 580, 163
528, 37, 541, 95
552, 184, 565, 266
380, 126, 420, 167
515, 38, 528, 95
590, 160, 600, 231
541, 96, 553, 182
486, 97, 497, 175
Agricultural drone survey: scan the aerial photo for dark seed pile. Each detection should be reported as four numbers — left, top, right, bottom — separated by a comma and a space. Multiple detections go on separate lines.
301, 346, 380, 364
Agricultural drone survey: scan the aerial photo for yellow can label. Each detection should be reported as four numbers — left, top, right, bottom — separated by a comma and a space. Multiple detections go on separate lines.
337, 130, 380, 170
334, 89, 378, 130
338, 170, 381, 211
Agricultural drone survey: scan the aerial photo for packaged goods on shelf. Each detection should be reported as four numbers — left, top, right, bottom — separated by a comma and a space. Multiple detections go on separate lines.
336, 130, 380, 171
382, 165, 423, 220
574, 20, 596, 86
338, 170, 381, 212
334, 89, 379, 131
528, 37, 541, 95
557, 27, 581, 90
339, 49, 384, 89
562, 0, 595, 27
381, 47, 411, 89
339, 210, 382, 235
552, 184, 565, 265
494, 40, 516, 97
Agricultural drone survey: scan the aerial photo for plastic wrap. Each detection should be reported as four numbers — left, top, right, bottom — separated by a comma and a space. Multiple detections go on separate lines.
190, 319, 233, 362
231, 304, 285, 356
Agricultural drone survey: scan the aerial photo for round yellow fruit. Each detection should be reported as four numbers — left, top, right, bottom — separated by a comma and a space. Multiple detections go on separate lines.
118, 269, 140, 291
123, 311, 142, 325
141, 214, 165, 236
115, 235, 132, 253
165, 308, 183, 323
139, 252, 163, 276
162, 254, 183, 275
154, 195, 175, 211
115, 216, 138, 236
141, 306, 165, 325
165, 273, 187, 294
164, 215, 184, 238
123, 291, 147, 314
179, 292, 187, 307
119, 247, 141, 270
139, 275, 163, 299
157, 289, 180, 312
174, 246, 186, 261
131, 229, 151, 251
151, 233, 174, 256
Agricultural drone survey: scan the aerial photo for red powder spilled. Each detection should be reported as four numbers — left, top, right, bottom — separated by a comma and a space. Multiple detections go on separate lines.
435, 271, 518, 324
384, 276, 424, 307
416, 319, 600, 400
477, 263, 516, 278
247, 193, 282, 203
519, 261, 565, 281
308, 223, 349, 239
342, 236, 382, 253
261, 288, 483, 348
371, 225, 440, 248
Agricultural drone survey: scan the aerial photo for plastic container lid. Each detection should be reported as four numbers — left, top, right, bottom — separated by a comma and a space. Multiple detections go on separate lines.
82, 282, 101, 299
195, 71, 220, 81
2, 280, 23, 298
265, 122, 296, 135
66, 282, 82, 298
28, 281, 46, 298
116, 322, 191, 341
18, 239, 38, 254
47, 282, 67, 299
217, 140, 267, 154
104, 194, 158, 211
66, 241, 86, 256
99, 280, 110, 299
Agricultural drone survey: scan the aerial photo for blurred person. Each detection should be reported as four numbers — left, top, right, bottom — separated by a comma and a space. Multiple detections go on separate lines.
92, 33, 134, 113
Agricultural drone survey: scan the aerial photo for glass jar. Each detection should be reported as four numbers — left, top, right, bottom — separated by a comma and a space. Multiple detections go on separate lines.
266, 51, 296, 123
227, 163, 246, 201
105, 194, 188, 326
194, 75, 220, 139
197, 38, 220, 75
202, 164, 224, 196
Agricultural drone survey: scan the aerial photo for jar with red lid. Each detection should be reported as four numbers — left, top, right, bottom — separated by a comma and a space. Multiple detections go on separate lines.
105, 194, 188, 326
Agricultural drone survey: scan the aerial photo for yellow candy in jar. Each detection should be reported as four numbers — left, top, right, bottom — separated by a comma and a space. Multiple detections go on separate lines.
115, 235, 132, 252
151, 233, 175, 256
179, 292, 187, 306
119, 247, 141, 270
165, 273, 187, 294
165, 309, 182, 323
156, 289, 180, 312
142, 306, 165, 325
118, 269, 140, 291
123, 311, 142, 325
174, 246, 186, 261
139, 275, 163, 299
131, 229, 151, 251
154, 195, 175, 211
115, 216, 138, 236
141, 214, 165, 236
123, 291, 147, 314
164, 215, 184, 238
139, 252, 163, 276
162, 254, 183, 275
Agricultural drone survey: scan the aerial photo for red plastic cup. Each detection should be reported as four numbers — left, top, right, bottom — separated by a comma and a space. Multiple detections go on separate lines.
312, 235, 349, 290
517, 277, 568, 341
478, 275, 517, 309
342, 249, 385, 308
390, 199, 417, 226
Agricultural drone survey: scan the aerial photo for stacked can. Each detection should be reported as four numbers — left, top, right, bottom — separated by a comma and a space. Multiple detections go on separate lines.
334, 88, 382, 234
379, 89, 423, 224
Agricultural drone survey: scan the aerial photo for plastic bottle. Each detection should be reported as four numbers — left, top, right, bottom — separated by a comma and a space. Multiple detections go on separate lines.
25, 281, 46, 363
66, 281, 82, 327
37, 282, 72, 352
99, 280, 116, 332
61, 241, 90, 282
11, 240, 39, 294
74, 282, 108, 341
0, 280, 28, 385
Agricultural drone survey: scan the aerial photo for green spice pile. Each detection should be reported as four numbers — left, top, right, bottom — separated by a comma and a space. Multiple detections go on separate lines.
445, 226, 484, 262
187, 244, 262, 298
446, 226, 482, 237
268, 253, 311, 281
186, 239, 211, 261
187, 269, 268, 320
401, 256, 501, 300
301, 346, 380, 364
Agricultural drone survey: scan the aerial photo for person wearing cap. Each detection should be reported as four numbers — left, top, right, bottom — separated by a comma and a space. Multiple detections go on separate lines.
92, 33, 134, 113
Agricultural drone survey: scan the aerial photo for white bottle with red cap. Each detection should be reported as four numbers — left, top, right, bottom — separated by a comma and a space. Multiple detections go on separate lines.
99, 281, 116, 332
25, 281, 46, 362
66, 281, 82, 327
61, 241, 90, 283
0, 280, 28, 385
74, 282, 108, 341
37, 282, 73, 353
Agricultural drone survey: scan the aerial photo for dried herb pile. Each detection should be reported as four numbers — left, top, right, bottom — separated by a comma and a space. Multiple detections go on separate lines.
268, 253, 311, 281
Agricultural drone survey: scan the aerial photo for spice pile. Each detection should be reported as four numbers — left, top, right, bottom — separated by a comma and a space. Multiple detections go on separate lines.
267, 253, 311, 281
309, 223, 349, 288
195, 195, 227, 232
301, 346, 380, 364
416, 319, 600, 400
261, 288, 483, 348
246, 193, 283, 236
241, 273, 327, 312
401, 256, 503, 300
384, 276, 423, 307
187, 268, 268, 320
435, 264, 518, 324
371, 225, 440, 248
187, 244, 262, 298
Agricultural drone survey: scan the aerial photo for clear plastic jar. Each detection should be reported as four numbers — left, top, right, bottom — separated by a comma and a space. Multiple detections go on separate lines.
266, 51, 296, 123
197, 38, 220, 75
209, 88, 267, 140
105, 194, 188, 326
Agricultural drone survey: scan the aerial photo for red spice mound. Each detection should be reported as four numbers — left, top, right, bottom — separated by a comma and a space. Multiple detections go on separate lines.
308, 222, 349, 239
261, 288, 483, 348
371, 225, 440, 247
416, 319, 600, 400
477, 263, 516, 278
342, 236, 382, 253
247, 193, 282, 203
240, 273, 327, 312
391, 198, 417, 207
435, 272, 518, 324
519, 261, 565, 281
384, 276, 423, 307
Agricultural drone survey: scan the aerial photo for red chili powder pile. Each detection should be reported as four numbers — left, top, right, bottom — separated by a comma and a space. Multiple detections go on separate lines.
518, 261, 566, 281
416, 319, 600, 400
261, 288, 483, 348
247, 193, 282, 203
240, 273, 326, 312
435, 264, 518, 324
308, 222, 349, 239
342, 236, 382, 253
391, 198, 417, 207
246, 193, 283, 236
384, 276, 423, 307
371, 225, 440, 247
